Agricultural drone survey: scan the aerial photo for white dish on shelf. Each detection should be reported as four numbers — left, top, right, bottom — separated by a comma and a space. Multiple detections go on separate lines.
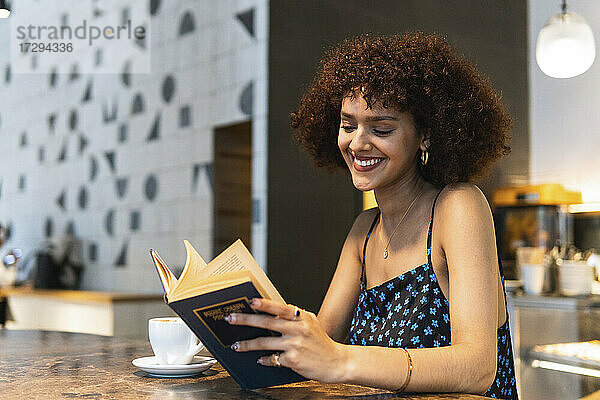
558, 261, 594, 296
132, 355, 216, 377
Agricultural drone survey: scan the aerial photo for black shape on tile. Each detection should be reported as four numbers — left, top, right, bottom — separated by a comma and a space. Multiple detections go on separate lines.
61, 13, 68, 26
57, 141, 67, 162
121, 7, 130, 26
19, 131, 27, 147
236, 8, 255, 38
104, 151, 116, 173
118, 123, 128, 143
135, 24, 147, 49
253, 198, 260, 224
115, 240, 128, 267
93, 8, 103, 18
162, 75, 175, 103
78, 186, 88, 209
57, 191, 66, 210
121, 61, 131, 87
5, 64, 11, 84
130, 210, 140, 231
18, 175, 25, 191
82, 79, 92, 102
5, 222, 12, 241
105, 209, 114, 236
116, 177, 128, 198
69, 109, 78, 130
144, 175, 158, 201
204, 163, 214, 190
79, 134, 89, 154
149, 0, 161, 16
95, 48, 103, 66
102, 99, 118, 123
38, 147, 45, 163
192, 164, 201, 190
179, 105, 191, 128
131, 93, 145, 114
65, 221, 76, 235
239, 81, 253, 116
193, 162, 213, 191
88, 242, 97, 262
146, 112, 160, 142
49, 67, 57, 87
70, 63, 79, 81
31, 55, 38, 70
44, 217, 53, 238
48, 113, 57, 132
179, 11, 195, 36
89, 156, 98, 181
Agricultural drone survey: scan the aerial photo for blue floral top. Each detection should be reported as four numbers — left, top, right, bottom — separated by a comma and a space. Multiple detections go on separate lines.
348, 191, 518, 399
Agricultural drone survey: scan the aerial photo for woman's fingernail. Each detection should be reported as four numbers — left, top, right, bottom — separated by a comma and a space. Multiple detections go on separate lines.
250, 298, 260, 307
257, 358, 264, 365
231, 342, 239, 351
225, 314, 235, 323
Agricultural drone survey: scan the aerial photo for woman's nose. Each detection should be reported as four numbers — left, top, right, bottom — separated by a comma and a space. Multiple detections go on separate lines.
349, 127, 372, 151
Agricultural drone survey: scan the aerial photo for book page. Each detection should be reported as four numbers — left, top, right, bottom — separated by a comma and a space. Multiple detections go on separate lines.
150, 249, 177, 293
169, 269, 255, 303
175, 239, 284, 304
171, 240, 208, 294
205, 240, 284, 304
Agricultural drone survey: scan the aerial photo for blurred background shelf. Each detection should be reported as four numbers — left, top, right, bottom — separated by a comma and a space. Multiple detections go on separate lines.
0, 287, 171, 338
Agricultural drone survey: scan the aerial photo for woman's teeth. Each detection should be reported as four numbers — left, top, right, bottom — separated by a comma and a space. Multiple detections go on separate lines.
356, 158, 382, 166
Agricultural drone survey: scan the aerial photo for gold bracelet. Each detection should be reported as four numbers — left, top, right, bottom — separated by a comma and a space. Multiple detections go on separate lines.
396, 348, 413, 392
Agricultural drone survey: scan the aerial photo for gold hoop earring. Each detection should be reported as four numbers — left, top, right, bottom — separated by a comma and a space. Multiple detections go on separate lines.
420, 149, 429, 166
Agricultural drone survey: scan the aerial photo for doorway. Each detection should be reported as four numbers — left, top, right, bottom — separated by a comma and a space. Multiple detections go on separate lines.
213, 120, 252, 256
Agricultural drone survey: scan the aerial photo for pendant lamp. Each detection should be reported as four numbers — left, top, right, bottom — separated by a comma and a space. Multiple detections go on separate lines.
536, 0, 595, 78
0, 0, 9, 18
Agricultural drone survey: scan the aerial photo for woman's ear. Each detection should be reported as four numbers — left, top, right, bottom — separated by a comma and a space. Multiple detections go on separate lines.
419, 136, 430, 152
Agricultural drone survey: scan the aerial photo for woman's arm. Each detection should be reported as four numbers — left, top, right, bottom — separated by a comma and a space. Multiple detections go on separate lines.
340, 184, 499, 394
317, 209, 377, 341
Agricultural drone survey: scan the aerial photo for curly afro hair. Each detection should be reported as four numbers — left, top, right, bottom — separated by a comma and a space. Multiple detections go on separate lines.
290, 32, 512, 187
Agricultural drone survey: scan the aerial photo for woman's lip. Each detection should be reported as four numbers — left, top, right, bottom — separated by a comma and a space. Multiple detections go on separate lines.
351, 152, 384, 161
349, 151, 385, 172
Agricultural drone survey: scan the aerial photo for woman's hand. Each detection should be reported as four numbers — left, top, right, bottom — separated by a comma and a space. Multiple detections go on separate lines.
225, 298, 348, 383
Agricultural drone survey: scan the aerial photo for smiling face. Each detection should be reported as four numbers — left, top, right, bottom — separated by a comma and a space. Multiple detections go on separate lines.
337, 93, 425, 192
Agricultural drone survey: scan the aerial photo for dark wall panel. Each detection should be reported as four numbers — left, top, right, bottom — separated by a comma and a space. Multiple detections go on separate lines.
268, 0, 528, 312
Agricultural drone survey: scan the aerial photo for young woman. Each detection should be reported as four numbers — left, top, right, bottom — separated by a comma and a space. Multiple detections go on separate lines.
225, 32, 518, 399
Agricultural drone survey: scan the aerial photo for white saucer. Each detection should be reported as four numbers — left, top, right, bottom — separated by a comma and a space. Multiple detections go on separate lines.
132, 355, 217, 378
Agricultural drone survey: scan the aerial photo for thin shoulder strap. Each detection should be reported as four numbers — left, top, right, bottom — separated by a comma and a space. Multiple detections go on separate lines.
361, 209, 381, 284
426, 189, 444, 266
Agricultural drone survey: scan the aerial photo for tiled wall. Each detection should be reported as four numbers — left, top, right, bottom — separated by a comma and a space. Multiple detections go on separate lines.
0, 0, 268, 293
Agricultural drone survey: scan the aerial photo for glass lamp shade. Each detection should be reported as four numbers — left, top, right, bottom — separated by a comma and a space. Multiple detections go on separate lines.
536, 12, 596, 78
0, 9, 9, 18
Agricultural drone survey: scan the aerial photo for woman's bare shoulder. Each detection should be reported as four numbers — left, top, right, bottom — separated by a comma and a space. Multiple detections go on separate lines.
345, 207, 380, 249
436, 183, 491, 217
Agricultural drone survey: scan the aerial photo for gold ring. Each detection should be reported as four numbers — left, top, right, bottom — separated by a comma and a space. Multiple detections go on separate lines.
273, 353, 281, 367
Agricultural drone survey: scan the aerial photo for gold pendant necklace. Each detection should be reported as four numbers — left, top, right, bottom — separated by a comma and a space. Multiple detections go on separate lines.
382, 184, 425, 259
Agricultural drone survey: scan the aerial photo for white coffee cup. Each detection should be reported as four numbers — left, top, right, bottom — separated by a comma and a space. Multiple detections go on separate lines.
148, 317, 204, 365
520, 263, 546, 295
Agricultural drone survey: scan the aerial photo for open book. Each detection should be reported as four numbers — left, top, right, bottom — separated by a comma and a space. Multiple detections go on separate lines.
150, 239, 305, 389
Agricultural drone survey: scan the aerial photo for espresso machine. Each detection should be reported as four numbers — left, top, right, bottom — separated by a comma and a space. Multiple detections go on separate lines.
492, 184, 581, 281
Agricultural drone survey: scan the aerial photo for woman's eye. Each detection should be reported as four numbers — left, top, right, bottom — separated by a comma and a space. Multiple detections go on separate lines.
341, 125, 355, 133
373, 129, 394, 135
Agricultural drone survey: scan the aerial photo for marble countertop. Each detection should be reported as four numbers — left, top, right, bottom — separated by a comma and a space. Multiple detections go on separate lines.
0, 330, 492, 399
